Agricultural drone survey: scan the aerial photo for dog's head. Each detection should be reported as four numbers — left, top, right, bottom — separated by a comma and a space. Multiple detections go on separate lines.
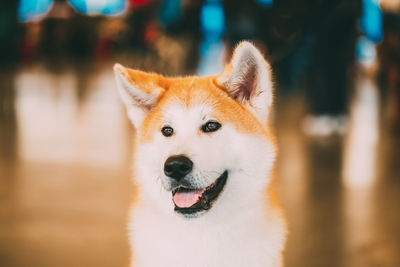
114, 42, 276, 219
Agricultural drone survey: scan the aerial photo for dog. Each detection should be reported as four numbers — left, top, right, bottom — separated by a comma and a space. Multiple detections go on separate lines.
114, 42, 286, 267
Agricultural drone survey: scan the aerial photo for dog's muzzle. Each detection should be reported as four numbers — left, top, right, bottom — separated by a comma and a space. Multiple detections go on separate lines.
163, 155, 228, 217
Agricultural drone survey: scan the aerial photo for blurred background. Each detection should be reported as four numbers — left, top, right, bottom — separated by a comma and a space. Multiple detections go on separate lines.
0, 0, 400, 266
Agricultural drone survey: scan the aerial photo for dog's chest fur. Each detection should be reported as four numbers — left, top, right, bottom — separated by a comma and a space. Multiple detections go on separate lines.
129, 205, 285, 267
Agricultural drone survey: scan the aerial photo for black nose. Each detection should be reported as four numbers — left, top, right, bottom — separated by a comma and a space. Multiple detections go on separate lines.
164, 155, 193, 181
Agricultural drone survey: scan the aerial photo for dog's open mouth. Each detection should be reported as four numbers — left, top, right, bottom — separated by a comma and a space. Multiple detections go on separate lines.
172, 171, 228, 215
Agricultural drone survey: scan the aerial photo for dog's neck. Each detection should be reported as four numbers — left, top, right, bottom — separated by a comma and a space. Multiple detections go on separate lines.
129, 194, 285, 267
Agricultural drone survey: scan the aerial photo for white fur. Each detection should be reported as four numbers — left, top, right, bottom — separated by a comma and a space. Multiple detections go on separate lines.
131, 199, 285, 267
130, 104, 284, 267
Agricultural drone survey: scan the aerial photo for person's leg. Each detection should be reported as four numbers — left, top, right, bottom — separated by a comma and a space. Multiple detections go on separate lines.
304, 3, 360, 135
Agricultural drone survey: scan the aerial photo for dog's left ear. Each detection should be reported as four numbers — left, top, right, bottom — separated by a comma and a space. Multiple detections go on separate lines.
114, 64, 167, 128
217, 42, 273, 124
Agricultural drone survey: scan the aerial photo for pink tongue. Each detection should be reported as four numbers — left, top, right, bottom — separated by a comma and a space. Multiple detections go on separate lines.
173, 189, 205, 208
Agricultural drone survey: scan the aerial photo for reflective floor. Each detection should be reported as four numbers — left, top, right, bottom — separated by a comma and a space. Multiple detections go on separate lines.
0, 63, 399, 267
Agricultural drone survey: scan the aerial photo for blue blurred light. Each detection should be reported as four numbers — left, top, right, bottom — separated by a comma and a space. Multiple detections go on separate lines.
198, 0, 225, 76
200, 0, 225, 37
197, 38, 225, 76
356, 36, 376, 66
360, 0, 383, 43
256, 0, 273, 7
68, 0, 126, 15
160, 0, 181, 27
18, 0, 53, 22
68, 0, 87, 13
18, 0, 126, 20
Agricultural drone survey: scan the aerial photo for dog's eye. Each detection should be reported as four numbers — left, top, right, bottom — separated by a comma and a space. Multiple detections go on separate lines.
161, 126, 174, 137
202, 121, 221, 133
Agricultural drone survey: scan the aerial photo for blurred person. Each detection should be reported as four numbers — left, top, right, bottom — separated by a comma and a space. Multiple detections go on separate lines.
0, 1, 18, 163
300, 0, 363, 136
223, 0, 261, 46
114, 0, 203, 75
95, 19, 126, 65
20, 22, 43, 66
0, 72, 17, 162
160, 0, 202, 37
123, 0, 159, 49
19, 0, 126, 67
158, 0, 203, 73
378, 0, 400, 130
0, 0, 19, 68
222, 1, 363, 136
159, 0, 182, 33
37, 3, 100, 69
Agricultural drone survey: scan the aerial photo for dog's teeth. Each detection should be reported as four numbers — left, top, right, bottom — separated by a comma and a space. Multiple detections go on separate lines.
200, 196, 210, 209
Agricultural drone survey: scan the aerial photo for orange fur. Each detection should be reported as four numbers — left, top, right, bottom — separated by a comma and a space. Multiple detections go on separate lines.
133, 75, 270, 143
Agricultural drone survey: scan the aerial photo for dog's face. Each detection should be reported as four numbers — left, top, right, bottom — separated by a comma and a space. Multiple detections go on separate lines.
115, 42, 275, 219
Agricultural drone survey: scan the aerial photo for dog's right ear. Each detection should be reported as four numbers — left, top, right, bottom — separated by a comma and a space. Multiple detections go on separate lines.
216, 42, 273, 124
114, 64, 167, 128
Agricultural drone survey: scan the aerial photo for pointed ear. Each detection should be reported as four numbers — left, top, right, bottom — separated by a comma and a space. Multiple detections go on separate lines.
114, 64, 167, 128
216, 42, 273, 124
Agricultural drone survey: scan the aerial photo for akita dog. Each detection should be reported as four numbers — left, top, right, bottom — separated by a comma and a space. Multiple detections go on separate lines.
114, 42, 286, 267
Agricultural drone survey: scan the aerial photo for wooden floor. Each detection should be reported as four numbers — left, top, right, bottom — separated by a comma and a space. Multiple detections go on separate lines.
0, 64, 399, 267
